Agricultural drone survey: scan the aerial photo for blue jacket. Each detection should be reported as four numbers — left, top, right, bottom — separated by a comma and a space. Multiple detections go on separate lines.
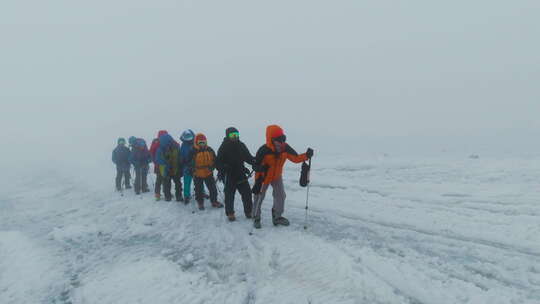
129, 138, 151, 168
112, 145, 131, 170
180, 141, 194, 175
156, 134, 182, 177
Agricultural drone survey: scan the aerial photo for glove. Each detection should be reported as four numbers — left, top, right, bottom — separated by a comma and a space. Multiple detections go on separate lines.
252, 176, 264, 194
253, 164, 269, 172
243, 167, 251, 176
217, 171, 225, 182
306, 148, 314, 159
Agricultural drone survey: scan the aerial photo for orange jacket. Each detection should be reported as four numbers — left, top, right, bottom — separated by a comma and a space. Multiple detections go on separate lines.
254, 125, 308, 185
192, 134, 216, 178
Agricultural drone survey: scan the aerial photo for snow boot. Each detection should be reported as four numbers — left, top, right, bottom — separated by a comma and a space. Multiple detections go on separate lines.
272, 209, 289, 226
155, 193, 161, 201
253, 217, 261, 229
245, 212, 252, 219
183, 196, 190, 205
197, 200, 205, 210
211, 201, 224, 208
227, 214, 236, 222
272, 216, 290, 226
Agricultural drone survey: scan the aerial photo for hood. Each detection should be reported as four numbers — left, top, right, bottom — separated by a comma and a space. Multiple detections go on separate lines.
193, 133, 207, 150
157, 130, 168, 138
265, 125, 285, 150
159, 134, 174, 149
181, 129, 195, 142
134, 138, 147, 149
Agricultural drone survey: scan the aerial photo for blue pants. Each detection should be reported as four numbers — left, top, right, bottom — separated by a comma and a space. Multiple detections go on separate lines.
183, 174, 193, 199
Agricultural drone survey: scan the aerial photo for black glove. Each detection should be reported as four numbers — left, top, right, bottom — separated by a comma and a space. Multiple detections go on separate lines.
243, 167, 251, 176
306, 148, 314, 159
253, 164, 269, 172
252, 176, 264, 194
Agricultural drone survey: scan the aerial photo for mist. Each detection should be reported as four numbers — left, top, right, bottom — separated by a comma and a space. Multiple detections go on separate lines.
2, 0, 539, 174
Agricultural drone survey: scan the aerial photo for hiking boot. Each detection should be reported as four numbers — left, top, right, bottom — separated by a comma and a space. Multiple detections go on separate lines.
227, 214, 236, 222
253, 218, 261, 229
198, 201, 205, 210
272, 216, 290, 226
211, 201, 224, 208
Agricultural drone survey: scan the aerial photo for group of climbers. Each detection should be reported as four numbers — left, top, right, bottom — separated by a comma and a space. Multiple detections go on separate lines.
112, 136, 151, 194
112, 125, 313, 229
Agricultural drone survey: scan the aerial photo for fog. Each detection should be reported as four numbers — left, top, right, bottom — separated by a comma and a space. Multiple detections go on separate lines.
1, 0, 539, 173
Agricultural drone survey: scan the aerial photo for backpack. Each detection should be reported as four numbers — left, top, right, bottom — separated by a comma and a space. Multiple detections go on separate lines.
299, 159, 311, 187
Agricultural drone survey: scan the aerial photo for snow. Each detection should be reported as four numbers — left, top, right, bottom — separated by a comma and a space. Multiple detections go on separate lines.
1, 155, 540, 303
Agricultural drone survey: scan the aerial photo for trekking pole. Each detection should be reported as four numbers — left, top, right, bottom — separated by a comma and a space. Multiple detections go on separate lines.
191, 181, 196, 214
150, 171, 155, 191
249, 194, 261, 236
215, 178, 225, 224
303, 157, 312, 230
215, 177, 226, 223
139, 168, 143, 200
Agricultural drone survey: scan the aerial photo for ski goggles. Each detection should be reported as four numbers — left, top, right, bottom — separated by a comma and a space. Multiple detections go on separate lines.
197, 141, 207, 146
228, 132, 240, 139
272, 135, 286, 143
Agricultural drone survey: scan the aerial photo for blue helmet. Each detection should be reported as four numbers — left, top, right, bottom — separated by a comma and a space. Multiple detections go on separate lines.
128, 136, 137, 146
180, 129, 195, 142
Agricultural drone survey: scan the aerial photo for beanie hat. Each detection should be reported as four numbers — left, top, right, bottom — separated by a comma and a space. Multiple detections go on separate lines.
226, 127, 239, 137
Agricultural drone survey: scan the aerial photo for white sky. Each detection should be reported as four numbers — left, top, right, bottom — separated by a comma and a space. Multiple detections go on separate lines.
1, 0, 539, 164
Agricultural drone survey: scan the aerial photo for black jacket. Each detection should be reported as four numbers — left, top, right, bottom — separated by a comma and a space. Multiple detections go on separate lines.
216, 138, 255, 180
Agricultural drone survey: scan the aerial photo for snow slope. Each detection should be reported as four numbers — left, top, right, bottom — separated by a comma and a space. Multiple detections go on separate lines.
1, 155, 539, 304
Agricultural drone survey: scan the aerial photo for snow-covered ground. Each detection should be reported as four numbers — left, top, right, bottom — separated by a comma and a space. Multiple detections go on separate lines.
1, 155, 540, 304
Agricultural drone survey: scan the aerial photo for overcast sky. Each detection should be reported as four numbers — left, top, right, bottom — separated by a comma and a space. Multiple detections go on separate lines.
1, 0, 539, 165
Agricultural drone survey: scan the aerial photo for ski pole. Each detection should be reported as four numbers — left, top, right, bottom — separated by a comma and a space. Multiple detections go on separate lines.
303, 157, 312, 230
